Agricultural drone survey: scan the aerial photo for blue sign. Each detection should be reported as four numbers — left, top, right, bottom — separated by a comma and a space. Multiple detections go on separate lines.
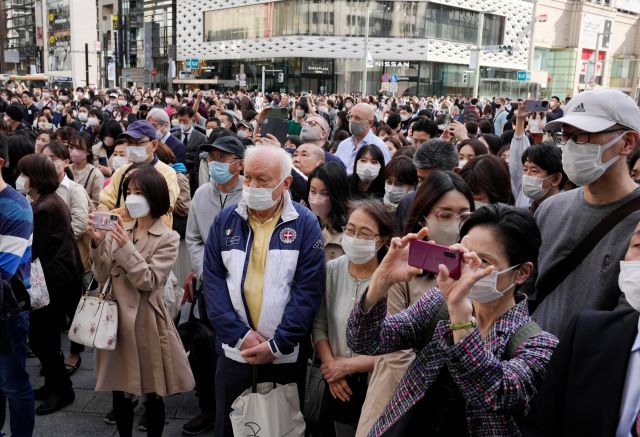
186, 58, 199, 69
516, 71, 531, 81
390, 74, 398, 83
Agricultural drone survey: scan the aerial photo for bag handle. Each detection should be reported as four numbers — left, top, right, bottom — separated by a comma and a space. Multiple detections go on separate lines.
98, 277, 113, 301
251, 365, 277, 393
533, 195, 640, 311
503, 321, 542, 360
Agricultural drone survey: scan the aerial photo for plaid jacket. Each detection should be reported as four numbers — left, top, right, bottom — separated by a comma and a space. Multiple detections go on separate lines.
346, 288, 558, 436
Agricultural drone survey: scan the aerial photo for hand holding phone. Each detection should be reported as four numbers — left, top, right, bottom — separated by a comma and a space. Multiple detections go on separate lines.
408, 240, 462, 280
92, 212, 119, 231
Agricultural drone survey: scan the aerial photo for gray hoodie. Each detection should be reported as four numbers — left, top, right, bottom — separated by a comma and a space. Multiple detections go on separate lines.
186, 178, 244, 280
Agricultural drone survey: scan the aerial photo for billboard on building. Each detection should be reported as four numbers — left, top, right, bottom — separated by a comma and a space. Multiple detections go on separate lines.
47, 0, 71, 72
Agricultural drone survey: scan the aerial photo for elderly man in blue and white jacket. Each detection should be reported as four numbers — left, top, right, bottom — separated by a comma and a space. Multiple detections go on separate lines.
203, 144, 325, 436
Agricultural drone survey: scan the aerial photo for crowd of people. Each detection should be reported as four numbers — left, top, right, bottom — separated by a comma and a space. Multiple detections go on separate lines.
0, 81, 639, 437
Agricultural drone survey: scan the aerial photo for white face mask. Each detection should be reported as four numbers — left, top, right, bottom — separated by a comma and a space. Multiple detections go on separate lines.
468, 264, 520, 303
356, 162, 381, 183
400, 114, 410, 122
561, 132, 625, 186
341, 235, 378, 265
15, 175, 29, 195
206, 128, 213, 137
458, 159, 468, 169
117, 100, 127, 107
111, 156, 129, 170
242, 179, 284, 211
171, 119, 180, 128
522, 174, 553, 201
87, 117, 99, 127
618, 261, 640, 312
77, 112, 88, 122
425, 219, 460, 247
127, 145, 149, 163
180, 123, 191, 132
125, 194, 150, 218
384, 184, 408, 204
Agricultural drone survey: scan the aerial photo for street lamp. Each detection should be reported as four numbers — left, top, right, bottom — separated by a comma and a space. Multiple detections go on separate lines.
472, 9, 496, 98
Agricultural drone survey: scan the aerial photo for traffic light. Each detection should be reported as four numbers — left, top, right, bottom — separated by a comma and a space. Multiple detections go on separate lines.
277, 72, 284, 83
462, 73, 468, 84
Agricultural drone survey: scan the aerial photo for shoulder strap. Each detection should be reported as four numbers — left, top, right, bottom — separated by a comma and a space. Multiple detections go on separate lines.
504, 321, 542, 360
424, 302, 449, 344
83, 167, 95, 190
534, 195, 640, 307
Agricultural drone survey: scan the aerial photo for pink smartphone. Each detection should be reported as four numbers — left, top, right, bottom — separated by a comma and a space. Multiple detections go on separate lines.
408, 240, 462, 280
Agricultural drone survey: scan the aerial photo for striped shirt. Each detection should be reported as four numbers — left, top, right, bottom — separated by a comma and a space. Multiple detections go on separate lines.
0, 186, 33, 288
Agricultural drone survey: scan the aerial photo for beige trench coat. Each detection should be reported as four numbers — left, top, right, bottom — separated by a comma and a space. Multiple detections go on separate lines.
356, 275, 435, 437
90, 218, 195, 396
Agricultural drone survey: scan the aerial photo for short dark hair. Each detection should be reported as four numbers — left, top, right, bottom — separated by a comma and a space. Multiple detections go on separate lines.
465, 120, 479, 137
383, 155, 418, 187
522, 141, 567, 187
17, 154, 59, 194
460, 154, 514, 204
460, 203, 541, 284
479, 134, 502, 155
99, 120, 123, 142
413, 139, 458, 171
307, 162, 351, 233
122, 165, 170, 219
478, 119, 493, 134
386, 112, 401, 130
412, 119, 439, 139
347, 199, 397, 262
177, 106, 195, 118
551, 96, 560, 102
405, 170, 474, 235
68, 131, 94, 164
155, 141, 176, 164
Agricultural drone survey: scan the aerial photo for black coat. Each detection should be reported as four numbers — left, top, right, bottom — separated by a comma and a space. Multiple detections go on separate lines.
524, 308, 639, 437
31, 193, 82, 313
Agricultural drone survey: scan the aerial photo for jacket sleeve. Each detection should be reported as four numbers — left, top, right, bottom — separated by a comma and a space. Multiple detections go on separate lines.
185, 193, 205, 280
164, 166, 179, 211
203, 213, 250, 346
112, 230, 179, 291
90, 236, 113, 285
69, 185, 90, 239
173, 173, 191, 217
436, 321, 559, 412
89, 168, 105, 207
269, 214, 325, 357
347, 287, 445, 356
509, 133, 530, 203
99, 167, 123, 210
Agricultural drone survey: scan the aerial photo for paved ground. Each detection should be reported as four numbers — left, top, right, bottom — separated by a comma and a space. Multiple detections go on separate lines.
2, 335, 213, 437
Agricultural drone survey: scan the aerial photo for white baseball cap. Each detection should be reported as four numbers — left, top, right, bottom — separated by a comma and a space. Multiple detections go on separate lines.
545, 88, 640, 133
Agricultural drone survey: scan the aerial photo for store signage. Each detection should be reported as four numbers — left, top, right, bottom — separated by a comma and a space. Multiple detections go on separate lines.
375, 61, 411, 68
186, 59, 199, 69
517, 71, 531, 81
306, 65, 330, 74
302, 59, 333, 75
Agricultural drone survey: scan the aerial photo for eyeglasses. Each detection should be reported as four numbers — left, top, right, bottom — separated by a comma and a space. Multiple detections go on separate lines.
304, 118, 326, 132
342, 226, 379, 241
127, 139, 151, 146
556, 127, 627, 145
428, 210, 472, 224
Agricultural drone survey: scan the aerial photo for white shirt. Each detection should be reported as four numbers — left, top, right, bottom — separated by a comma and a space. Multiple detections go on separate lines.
334, 129, 391, 175
616, 317, 640, 437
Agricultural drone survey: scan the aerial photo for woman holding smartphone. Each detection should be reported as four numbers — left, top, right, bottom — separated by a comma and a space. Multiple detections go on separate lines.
87, 165, 194, 437
347, 204, 558, 436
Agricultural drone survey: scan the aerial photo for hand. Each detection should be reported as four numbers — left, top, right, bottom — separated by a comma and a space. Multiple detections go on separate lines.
239, 330, 267, 351
320, 357, 352, 383
517, 102, 529, 119
110, 215, 128, 248
240, 341, 276, 365
86, 213, 107, 246
436, 241, 493, 321
98, 165, 112, 178
328, 378, 352, 402
449, 120, 468, 141
371, 227, 430, 289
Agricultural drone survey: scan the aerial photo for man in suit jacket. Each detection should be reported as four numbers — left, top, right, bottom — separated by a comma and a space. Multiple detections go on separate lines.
173, 106, 208, 194
147, 107, 186, 163
524, 222, 640, 437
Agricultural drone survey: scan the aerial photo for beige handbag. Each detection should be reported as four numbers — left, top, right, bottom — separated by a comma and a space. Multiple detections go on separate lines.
68, 276, 118, 350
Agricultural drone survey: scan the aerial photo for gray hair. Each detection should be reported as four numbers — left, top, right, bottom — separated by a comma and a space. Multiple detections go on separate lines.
413, 139, 458, 171
146, 107, 170, 125
245, 145, 293, 180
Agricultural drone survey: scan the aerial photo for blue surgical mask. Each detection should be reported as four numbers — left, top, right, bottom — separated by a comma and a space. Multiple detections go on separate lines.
209, 160, 236, 184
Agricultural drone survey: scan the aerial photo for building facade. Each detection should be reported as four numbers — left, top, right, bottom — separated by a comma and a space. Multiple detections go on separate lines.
0, 0, 39, 75
530, 0, 640, 100
176, 0, 537, 97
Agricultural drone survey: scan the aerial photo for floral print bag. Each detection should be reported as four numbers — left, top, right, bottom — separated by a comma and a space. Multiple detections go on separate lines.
68, 276, 118, 351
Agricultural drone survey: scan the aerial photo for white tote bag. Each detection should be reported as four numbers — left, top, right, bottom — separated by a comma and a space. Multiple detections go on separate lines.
69, 277, 118, 350
230, 381, 306, 437
28, 258, 50, 310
